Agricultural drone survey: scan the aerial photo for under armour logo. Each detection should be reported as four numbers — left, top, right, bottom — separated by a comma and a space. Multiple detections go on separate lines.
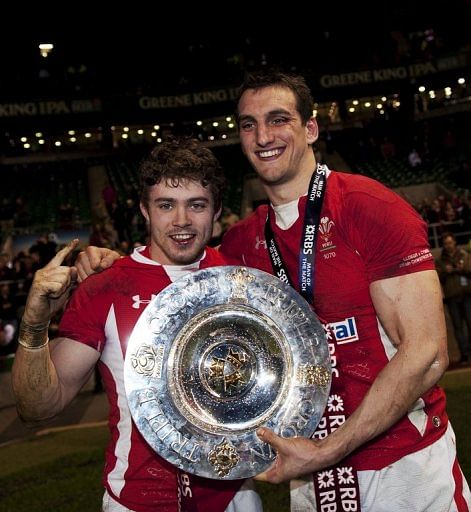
255, 236, 267, 250
132, 294, 157, 309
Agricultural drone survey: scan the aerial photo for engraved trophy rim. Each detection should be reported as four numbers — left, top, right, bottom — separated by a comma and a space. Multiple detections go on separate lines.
124, 266, 331, 479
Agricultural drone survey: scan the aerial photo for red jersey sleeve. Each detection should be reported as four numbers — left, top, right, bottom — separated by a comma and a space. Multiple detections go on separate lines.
59, 275, 110, 351
340, 177, 434, 282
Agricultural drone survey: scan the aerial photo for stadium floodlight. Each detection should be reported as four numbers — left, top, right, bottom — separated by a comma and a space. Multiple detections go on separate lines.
39, 43, 54, 58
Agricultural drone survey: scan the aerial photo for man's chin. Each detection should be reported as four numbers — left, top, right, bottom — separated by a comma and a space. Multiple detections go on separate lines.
169, 249, 205, 266
254, 164, 286, 184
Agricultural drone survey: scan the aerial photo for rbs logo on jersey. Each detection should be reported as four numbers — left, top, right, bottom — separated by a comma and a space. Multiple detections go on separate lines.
327, 317, 359, 344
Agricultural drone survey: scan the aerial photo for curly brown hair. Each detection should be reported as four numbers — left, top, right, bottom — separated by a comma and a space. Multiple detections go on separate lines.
139, 137, 225, 211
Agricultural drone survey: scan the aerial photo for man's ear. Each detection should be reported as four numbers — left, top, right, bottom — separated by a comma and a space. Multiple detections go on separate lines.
306, 117, 319, 145
213, 206, 222, 223
140, 202, 150, 223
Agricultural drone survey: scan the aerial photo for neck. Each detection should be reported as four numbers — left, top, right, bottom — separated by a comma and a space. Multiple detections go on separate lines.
265, 154, 317, 206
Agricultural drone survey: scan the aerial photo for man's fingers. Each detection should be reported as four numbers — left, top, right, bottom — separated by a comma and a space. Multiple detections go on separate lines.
49, 267, 78, 297
69, 265, 78, 285
75, 247, 117, 282
76, 251, 94, 282
254, 427, 285, 483
257, 427, 283, 450
46, 239, 80, 269
253, 469, 271, 482
255, 463, 284, 484
254, 429, 283, 483
101, 252, 117, 270
35, 265, 77, 297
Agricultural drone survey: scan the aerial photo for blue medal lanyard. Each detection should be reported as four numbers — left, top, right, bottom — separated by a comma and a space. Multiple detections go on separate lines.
265, 164, 327, 304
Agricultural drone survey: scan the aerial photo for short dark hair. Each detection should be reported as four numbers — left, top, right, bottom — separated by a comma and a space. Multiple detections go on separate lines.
139, 137, 225, 210
236, 69, 314, 125
441, 231, 456, 243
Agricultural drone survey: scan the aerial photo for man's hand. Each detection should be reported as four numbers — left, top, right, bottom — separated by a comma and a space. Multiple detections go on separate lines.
75, 246, 121, 282
254, 428, 333, 484
23, 240, 79, 325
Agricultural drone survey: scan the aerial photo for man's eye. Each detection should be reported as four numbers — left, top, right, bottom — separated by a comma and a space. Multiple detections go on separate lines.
240, 122, 254, 130
272, 117, 288, 125
158, 203, 172, 210
191, 203, 206, 210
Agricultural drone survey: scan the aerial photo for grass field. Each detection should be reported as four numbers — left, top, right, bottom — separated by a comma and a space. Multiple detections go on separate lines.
0, 370, 469, 511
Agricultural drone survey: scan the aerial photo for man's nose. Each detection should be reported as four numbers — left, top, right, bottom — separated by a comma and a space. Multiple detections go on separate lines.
256, 124, 274, 146
173, 206, 191, 226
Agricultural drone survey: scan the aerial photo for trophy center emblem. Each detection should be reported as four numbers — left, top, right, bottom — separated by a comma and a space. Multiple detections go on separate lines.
202, 342, 255, 398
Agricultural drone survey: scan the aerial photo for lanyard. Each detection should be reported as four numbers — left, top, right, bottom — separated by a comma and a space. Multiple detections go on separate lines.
265, 164, 327, 304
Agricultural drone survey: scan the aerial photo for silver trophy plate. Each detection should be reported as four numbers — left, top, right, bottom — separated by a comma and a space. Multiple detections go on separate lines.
124, 266, 331, 480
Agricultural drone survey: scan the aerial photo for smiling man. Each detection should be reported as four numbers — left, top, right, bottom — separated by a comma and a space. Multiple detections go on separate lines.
218, 70, 471, 511
12, 137, 262, 512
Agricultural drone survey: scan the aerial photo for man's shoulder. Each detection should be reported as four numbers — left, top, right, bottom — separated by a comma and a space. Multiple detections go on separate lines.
203, 246, 227, 266
76, 256, 131, 294
328, 170, 406, 210
111, 253, 135, 268
220, 207, 267, 262
329, 170, 389, 195
225, 206, 267, 235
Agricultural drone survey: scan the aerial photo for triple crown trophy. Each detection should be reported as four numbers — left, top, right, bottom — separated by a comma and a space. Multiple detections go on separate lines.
124, 266, 331, 479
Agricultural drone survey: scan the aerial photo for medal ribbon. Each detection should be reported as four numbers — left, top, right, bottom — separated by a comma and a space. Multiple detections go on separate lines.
265, 163, 327, 304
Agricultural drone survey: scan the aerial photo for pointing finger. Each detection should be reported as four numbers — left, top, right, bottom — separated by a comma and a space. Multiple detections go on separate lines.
45, 239, 80, 269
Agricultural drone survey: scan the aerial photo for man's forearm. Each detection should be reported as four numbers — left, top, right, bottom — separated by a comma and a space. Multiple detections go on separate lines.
12, 344, 63, 424
326, 271, 449, 459
12, 240, 91, 423
322, 339, 447, 463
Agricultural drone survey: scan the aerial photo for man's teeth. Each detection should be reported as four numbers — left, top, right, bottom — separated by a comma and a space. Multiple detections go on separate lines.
172, 234, 193, 241
259, 149, 282, 158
